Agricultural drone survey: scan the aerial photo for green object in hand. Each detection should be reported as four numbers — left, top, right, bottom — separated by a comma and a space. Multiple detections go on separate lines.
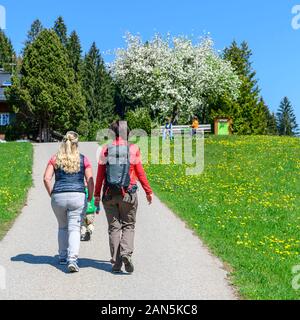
85, 188, 97, 214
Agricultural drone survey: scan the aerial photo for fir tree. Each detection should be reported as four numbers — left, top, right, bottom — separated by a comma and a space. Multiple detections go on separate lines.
82, 42, 116, 138
67, 31, 82, 82
0, 30, 16, 72
223, 41, 271, 135
267, 112, 278, 136
6, 29, 89, 141
276, 97, 299, 136
24, 19, 43, 48
54, 16, 68, 47
251, 98, 270, 135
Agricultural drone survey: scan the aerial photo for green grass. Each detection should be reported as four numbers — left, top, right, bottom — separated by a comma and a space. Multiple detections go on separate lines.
141, 135, 300, 300
0, 142, 33, 240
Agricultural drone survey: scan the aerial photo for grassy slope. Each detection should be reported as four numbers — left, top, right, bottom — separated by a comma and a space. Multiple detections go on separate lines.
143, 135, 300, 300
0, 143, 33, 240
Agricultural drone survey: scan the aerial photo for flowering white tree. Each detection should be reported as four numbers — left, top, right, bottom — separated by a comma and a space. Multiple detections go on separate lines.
111, 33, 241, 122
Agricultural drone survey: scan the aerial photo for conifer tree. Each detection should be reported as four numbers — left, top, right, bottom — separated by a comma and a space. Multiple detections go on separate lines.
0, 30, 16, 72
251, 98, 270, 135
67, 31, 82, 82
24, 19, 43, 48
54, 16, 68, 47
6, 29, 88, 141
223, 41, 271, 135
267, 112, 278, 136
82, 42, 115, 138
276, 97, 299, 136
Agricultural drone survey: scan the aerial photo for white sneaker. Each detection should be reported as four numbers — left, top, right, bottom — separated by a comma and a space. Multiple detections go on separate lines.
68, 261, 79, 273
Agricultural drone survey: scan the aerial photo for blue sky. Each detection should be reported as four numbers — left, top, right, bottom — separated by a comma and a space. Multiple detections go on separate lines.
1, 0, 300, 123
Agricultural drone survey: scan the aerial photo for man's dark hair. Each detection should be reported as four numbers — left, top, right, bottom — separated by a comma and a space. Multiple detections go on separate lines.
110, 120, 128, 139
110, 121, 120, 137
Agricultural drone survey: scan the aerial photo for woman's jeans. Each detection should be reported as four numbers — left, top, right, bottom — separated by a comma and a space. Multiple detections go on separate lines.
163, 129, 173, 140
51, 192, 86, 263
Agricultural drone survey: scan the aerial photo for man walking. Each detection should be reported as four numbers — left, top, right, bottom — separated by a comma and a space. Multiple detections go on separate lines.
94, 121, 153, 273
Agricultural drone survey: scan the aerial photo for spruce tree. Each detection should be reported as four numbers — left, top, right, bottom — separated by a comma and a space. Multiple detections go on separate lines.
223, 41, 271, 135
0, 30, 16, 72
267, 112, 278, 136
24, 19, 43, 48
82, 42, 115, 138
6, 29, 89, 142
276, 97, 299, 136
67, 31, 82, 82
251, 98, 270, 135
54, 16, 68, 47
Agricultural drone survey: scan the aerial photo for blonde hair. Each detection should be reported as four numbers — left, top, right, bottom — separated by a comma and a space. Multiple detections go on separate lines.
56, 131, 80, 174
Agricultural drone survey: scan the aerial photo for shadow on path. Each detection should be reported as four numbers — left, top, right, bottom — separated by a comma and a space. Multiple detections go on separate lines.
10, 254, 116, 274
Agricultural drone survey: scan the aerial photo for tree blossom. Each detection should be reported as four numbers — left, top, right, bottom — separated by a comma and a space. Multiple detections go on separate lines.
111, 32, 241, 122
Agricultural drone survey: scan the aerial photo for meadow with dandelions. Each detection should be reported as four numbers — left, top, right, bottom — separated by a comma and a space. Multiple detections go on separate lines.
0, 143, 33, 239
144, 135, 300, 299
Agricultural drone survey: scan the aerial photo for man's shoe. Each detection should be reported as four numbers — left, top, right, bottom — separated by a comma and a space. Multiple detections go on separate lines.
122, 256, 134, 273
112, 264, 122, 274
68, 261, 79, 273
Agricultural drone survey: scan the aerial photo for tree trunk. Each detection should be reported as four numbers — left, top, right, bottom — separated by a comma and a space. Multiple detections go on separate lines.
44, 119, 50, 142
39, 121, 42, 143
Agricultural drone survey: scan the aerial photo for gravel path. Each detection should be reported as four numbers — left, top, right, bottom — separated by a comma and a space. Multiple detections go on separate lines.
0, 142, 236, 300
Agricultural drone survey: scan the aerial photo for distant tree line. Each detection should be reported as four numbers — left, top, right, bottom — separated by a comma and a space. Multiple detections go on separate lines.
0, 18, 297, 140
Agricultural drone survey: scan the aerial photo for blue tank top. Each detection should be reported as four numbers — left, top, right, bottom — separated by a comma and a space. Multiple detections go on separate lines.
52, 154, 85, 194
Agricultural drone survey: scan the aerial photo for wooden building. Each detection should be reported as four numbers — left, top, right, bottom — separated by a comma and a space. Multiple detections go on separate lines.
0, 70, 12, 140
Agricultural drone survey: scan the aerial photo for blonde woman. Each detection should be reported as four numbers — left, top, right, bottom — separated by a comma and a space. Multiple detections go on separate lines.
43, 131, 94, 273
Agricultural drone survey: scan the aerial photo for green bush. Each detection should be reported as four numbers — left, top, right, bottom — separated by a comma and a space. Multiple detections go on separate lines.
86, 121, 107, 141
126, 108, 152, 135
2, 123, 29, 141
